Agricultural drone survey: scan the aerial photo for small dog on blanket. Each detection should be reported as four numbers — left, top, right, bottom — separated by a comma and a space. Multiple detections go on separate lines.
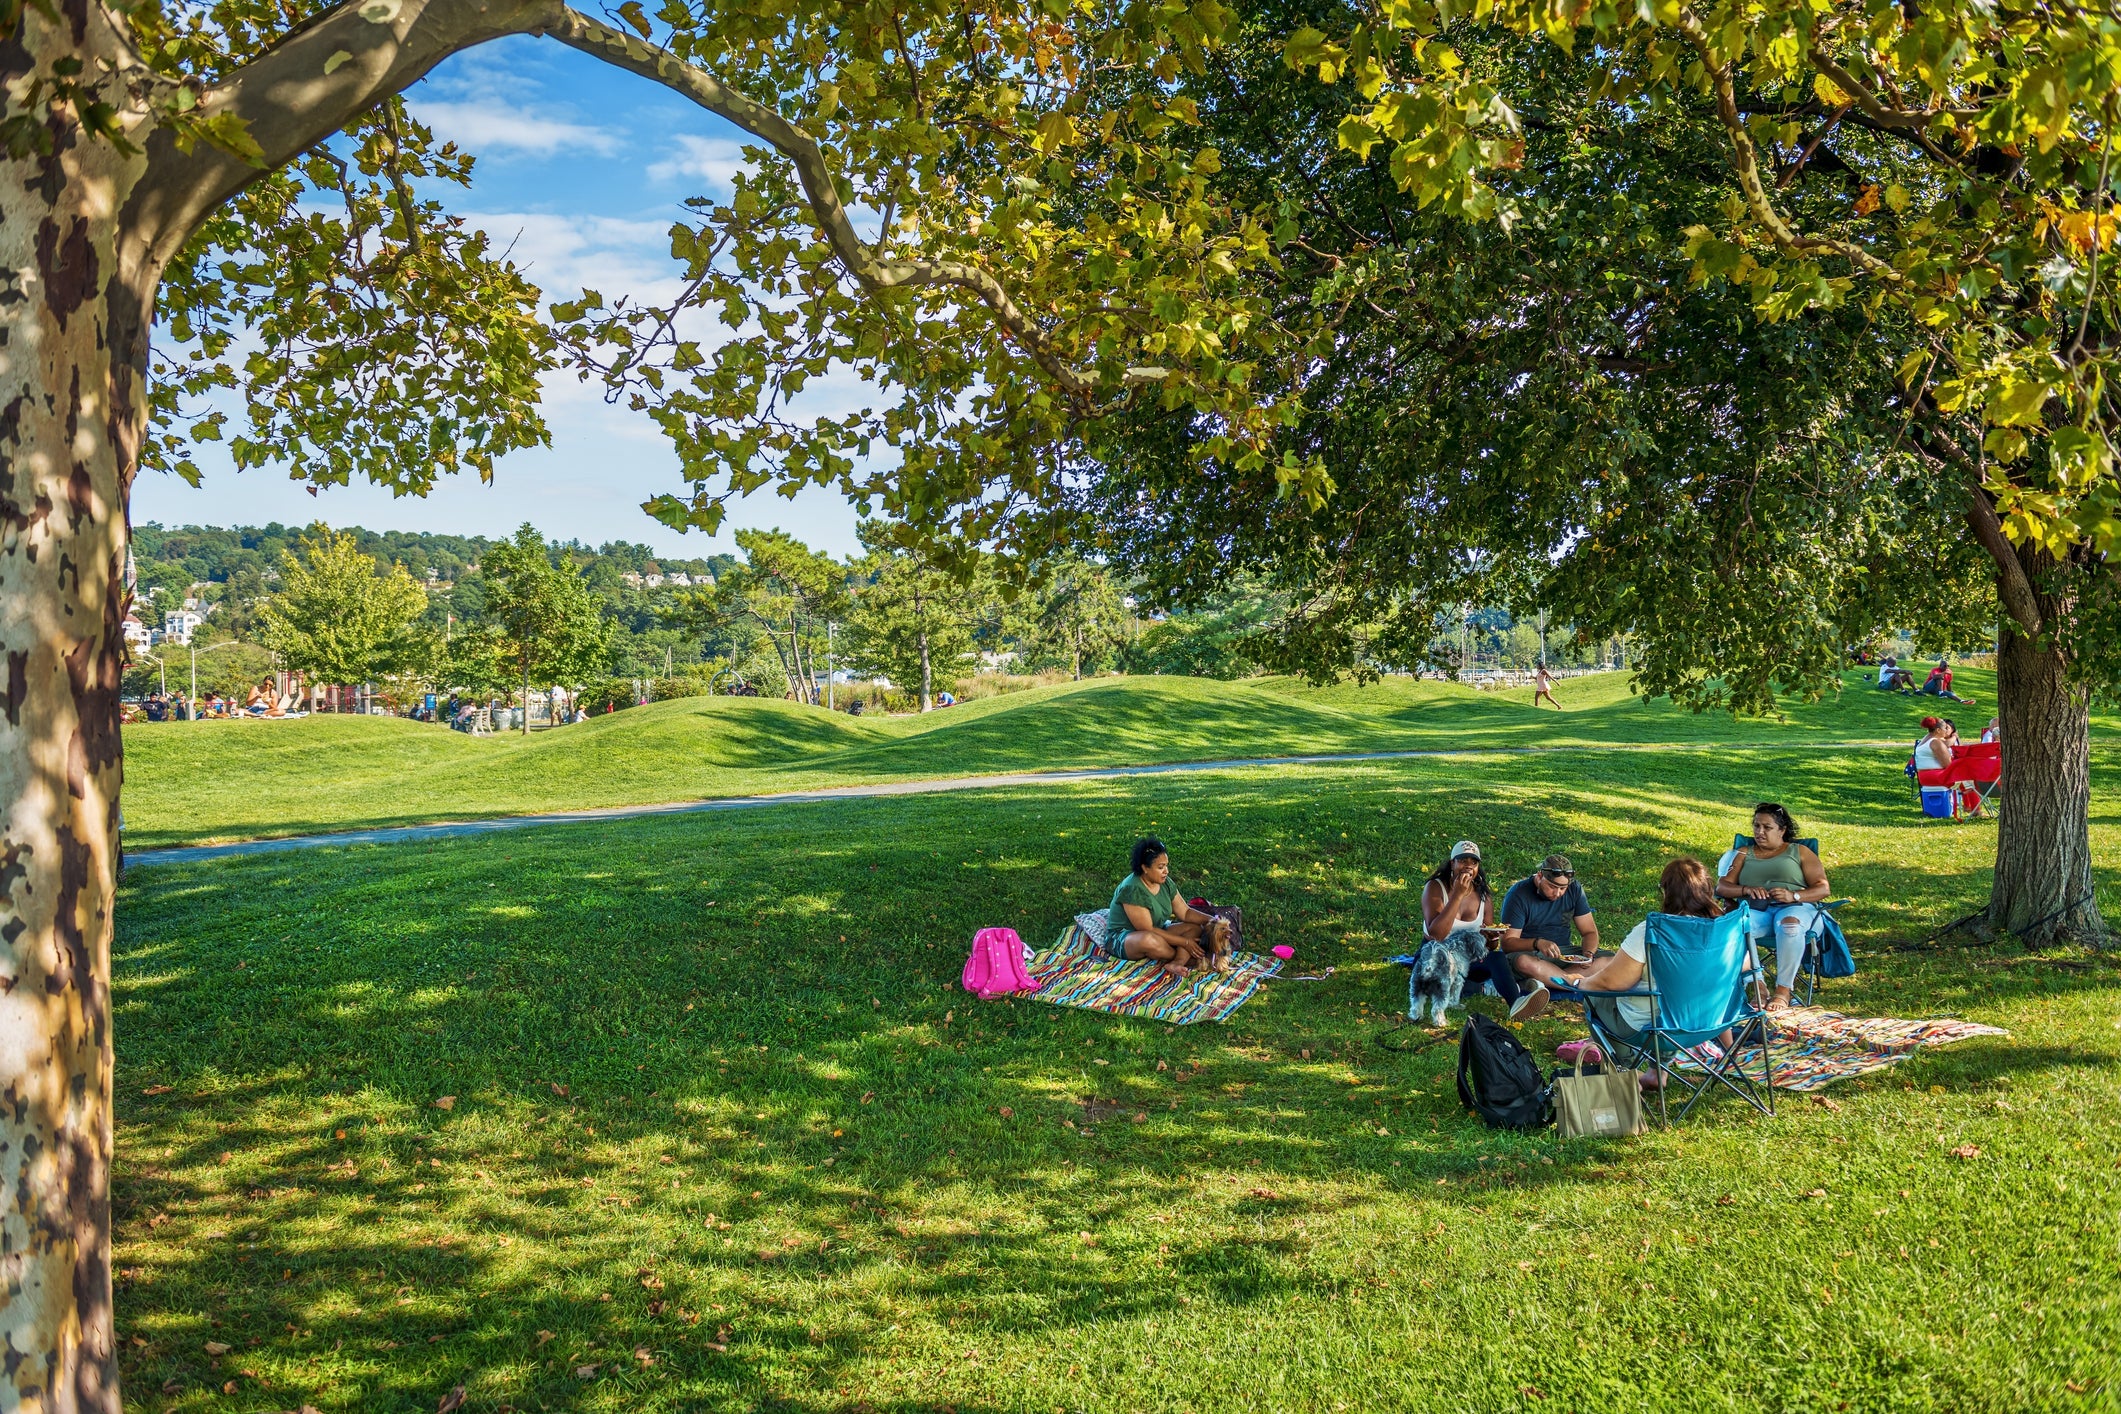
1408, 930, 1496, 1027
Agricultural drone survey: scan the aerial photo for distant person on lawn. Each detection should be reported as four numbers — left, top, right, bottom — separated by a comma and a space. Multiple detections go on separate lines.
1421, 841, 1549, 1021
1716, 802, 1831, 1011
1106, 837, 1232, 977
1500, 854, 1602, 989
1920, 658, 1969, 702
1532, 666, 1560, 710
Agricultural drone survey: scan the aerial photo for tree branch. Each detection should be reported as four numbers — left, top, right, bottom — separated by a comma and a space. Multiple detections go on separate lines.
1911, 412, 2046, 637
126, 0, 1150, 407
537, 5, 1121, 402
125, 0, 557, 270
1672, 8, 1903, 284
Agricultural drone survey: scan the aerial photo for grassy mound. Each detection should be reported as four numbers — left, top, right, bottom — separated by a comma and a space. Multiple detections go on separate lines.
121, 669, 2039, 847
111, 744, 2121, 1411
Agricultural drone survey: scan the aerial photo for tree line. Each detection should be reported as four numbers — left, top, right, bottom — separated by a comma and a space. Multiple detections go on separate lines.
134, 520, 1626, 712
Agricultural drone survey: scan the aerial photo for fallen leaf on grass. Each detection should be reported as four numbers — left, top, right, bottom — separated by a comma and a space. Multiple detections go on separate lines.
549, 1082, 568, 1097
1247, 1188, 1281, 1201
705, 1341, 728, 1353
222, 1382, 238, 1395
640, 1272, 664, 1291
1133, 1113, 1148, 1124
1516, 1260, 1534, 1271
1806, 1188, 1828, 1200
635, 1346, 654, 1366
160, 1378, 180, 1395
1951, 1143, 1981, 1159
2068, 1379, 2098, 1394
574, 1364, 599, 1379
997, 1106, 1013, 1118
860, 1092, 874, 1104
1520, 1385, 1546, 1401
1714, 1195, 1736, 1207
1809, 1095, 1843, 1112
141, 1085, 173, 1096
433, 1096, 455, 1111
437, 1386, 467, 1413
535, 1331, 556, 1345
203, 1341, 231, 1356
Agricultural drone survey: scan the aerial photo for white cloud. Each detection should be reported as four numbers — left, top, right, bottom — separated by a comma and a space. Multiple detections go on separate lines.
460, 211, 680, 299
410, 100, 621, 157
645, 134, 757, 191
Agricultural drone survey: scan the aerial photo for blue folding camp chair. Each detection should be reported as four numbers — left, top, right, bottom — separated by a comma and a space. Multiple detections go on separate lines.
1548, 905, 1775, 1125
1715, 834, 1852, 1004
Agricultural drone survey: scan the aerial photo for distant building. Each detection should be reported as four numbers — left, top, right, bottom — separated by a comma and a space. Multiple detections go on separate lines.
642, 574, 666, 589
121, 617, 151, 651
620, 572, 644, 588
665, 572, 692, 588
162, 609, 203, 645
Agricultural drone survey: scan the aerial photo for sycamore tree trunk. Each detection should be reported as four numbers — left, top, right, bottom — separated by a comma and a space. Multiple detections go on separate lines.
521, 663, 531, 735
919, 629, 933, 712
1992, 620, 2102, 945
0, 19, 155, 1410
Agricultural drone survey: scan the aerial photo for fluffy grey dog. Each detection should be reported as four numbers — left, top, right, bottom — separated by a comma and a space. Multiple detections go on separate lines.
1408, 929, 1495, 1027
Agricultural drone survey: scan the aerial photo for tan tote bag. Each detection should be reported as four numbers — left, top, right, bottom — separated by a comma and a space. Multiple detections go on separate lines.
1553, 1056, 1647, 1139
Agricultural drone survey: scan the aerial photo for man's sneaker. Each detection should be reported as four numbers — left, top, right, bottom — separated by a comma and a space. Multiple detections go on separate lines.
1508, 982, 1551, 1022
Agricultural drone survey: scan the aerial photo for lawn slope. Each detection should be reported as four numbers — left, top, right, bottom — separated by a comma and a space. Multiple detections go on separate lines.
109, 744, 2121, 1412
123, 668, 2053, 847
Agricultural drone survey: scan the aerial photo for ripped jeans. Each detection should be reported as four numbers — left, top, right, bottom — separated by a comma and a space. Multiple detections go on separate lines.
1746, 903, 1821, 991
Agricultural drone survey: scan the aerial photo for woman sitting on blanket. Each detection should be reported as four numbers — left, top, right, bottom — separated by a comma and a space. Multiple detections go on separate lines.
1106, 837, 1233, 977
1716, 802, 1832, 1010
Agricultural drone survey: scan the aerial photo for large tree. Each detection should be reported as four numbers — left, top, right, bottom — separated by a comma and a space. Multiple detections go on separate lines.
1086, 0, 2112, 948
0, 0, 1277, 1395
479, 525, 608, 732
844, 526, 991, 709
256, 523, 427, 688
1278, 0, 2120, 943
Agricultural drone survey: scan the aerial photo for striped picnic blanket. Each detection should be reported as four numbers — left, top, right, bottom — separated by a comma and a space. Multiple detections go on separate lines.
1671, 1006, 2009, 1091
1026, 913, 1281, 1024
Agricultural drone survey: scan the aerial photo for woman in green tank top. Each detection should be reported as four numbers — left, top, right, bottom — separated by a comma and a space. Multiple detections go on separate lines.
1715, 802, 1830, 1010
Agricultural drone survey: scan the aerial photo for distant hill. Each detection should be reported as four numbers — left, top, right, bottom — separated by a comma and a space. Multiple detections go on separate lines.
113, 667, 2064, 848
131, 521, 737, 588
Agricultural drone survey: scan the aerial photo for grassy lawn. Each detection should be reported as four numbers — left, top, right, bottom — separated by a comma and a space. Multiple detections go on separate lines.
119, 669, 2065, 848
112, 740, 2121, 1412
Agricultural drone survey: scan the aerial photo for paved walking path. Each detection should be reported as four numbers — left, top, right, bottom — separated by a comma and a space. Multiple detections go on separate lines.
122, 739, 1899, 870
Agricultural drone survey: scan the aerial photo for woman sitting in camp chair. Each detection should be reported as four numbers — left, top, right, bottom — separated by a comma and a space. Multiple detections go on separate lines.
1105, 837, 1233, 978
1715, 802, 1830, 1011
1570, 857, 1732, 1088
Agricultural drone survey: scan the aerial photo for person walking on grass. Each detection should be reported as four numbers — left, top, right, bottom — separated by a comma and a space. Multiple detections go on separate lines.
1106, 837, 1233, 978
1532, 665, 1560, 710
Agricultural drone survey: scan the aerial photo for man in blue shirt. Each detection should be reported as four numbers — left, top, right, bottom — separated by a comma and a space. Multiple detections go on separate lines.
1499, 854, 1601, 988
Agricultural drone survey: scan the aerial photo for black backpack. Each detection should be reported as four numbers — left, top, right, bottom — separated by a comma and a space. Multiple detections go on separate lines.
1456, 1014, 1552, 1129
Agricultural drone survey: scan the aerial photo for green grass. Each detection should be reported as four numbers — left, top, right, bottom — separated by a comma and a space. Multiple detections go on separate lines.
122, 668, 2063, 848
112, 739, 2121, 1412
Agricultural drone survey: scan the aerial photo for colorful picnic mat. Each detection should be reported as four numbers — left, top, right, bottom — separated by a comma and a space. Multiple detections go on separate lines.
1671, 1006, 2009, 1091
1026, 913, 1281, 1024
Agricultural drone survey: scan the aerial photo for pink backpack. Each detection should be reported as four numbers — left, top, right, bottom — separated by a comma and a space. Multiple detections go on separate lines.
962, 927, 1041, 998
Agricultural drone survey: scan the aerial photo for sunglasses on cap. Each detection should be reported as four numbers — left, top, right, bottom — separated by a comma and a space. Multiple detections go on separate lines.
1540, 869, 1574, 882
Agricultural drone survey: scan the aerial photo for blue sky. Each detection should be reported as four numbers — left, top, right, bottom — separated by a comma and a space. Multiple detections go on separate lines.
131, 38, 865, 558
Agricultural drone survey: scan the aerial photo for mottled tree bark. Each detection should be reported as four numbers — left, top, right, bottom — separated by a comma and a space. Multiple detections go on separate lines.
1992, 606, 2102, 946
0, 7, 154, 1411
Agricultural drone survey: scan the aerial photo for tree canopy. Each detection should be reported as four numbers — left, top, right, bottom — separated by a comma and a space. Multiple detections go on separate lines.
256, 525, 429, 686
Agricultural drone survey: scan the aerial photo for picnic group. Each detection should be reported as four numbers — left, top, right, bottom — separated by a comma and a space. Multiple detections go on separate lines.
1102, 801, 1826, 1037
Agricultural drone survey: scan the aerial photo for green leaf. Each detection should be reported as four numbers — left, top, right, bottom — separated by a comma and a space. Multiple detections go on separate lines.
617, 1, 651, 37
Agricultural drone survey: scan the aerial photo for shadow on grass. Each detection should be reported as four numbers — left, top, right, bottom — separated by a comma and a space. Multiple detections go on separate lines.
110, 757, 2118, 1410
